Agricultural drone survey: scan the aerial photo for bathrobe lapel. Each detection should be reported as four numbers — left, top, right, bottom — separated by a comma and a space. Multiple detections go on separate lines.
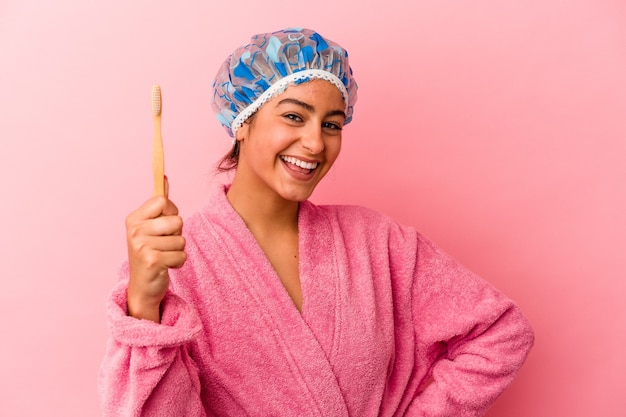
298, 201, 342, 364
204, 188, 349, 416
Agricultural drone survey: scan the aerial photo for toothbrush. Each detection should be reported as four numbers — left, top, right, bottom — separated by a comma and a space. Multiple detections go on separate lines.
151, 85, 165, 197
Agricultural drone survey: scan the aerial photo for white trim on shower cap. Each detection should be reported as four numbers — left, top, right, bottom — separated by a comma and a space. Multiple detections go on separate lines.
231, 69, 349, 138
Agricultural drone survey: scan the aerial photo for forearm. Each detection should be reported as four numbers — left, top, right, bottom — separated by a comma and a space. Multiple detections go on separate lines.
100, 280, 205, 416
127, 290, 162, 323
408, 305, 534, 416
99, 341, 204, 416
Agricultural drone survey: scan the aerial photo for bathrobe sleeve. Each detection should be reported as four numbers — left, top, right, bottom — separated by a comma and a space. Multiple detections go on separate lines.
404, 233, 534, 416
98, 265, 206, 417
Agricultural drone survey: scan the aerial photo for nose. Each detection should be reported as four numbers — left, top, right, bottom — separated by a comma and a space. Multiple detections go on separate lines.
300, 125, 325, 155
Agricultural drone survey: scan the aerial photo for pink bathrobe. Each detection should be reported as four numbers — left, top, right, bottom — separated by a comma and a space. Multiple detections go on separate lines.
99, 183, 534, 417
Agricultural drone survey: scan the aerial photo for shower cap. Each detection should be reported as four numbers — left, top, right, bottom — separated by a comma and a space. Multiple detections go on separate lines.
211, 27, 358, 138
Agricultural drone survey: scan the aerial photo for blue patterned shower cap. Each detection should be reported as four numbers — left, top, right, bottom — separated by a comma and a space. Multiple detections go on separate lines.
211, 27, 358, 138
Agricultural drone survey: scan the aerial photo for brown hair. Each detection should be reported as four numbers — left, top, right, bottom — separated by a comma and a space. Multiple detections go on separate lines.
217, 141, 240, 172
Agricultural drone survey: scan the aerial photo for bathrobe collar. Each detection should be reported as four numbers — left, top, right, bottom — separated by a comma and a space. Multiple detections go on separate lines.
200, 182, 349, 416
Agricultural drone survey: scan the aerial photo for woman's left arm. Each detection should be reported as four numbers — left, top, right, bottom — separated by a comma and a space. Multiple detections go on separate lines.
405, 234, 535, 417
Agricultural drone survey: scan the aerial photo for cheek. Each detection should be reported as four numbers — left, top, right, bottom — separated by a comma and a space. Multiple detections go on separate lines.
251, 124, 293, 151
326, 139, 342, 163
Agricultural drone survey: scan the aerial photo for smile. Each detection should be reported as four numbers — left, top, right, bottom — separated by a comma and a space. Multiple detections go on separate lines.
280, 156, 319, 173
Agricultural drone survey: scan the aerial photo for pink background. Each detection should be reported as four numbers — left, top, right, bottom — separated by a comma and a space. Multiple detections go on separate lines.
1, 1, 625, 416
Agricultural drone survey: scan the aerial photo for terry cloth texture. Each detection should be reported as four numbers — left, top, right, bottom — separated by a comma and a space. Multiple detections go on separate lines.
99, 183, 534, 417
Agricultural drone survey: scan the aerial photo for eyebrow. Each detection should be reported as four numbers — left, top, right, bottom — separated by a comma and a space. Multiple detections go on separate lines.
276, 98, 346, 119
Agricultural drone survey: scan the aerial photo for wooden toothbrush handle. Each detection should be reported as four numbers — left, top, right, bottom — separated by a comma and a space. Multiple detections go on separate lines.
152, 116, 165, 197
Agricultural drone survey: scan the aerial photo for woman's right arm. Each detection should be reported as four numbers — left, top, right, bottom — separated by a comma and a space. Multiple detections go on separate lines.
99, 187, 207, 416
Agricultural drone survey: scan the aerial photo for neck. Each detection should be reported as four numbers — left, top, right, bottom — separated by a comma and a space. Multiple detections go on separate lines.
226, 175, 299, 237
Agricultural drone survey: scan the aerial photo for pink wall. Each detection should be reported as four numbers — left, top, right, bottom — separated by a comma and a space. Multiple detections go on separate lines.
1, 1, 624, 415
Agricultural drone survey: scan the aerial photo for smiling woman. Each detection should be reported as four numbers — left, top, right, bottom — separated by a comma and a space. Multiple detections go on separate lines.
98, 27, 534, 417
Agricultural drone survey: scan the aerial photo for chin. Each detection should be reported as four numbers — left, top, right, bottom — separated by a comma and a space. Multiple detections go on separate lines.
278, 185, 317, 202
282, 191, 313, 203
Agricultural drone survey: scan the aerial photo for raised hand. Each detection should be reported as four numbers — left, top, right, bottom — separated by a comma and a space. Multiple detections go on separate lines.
125, 177, 186, 322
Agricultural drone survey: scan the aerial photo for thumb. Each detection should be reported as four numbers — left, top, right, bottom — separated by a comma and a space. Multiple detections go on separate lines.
161, 175, 179, 216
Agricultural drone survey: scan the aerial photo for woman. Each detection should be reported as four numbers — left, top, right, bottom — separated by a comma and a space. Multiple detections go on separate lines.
99, 27, 534, 416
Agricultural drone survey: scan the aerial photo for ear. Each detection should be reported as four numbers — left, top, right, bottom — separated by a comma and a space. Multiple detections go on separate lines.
235, 121, 249, 142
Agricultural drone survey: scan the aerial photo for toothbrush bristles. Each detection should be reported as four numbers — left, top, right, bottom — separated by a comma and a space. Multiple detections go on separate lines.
151, 85, 162, 116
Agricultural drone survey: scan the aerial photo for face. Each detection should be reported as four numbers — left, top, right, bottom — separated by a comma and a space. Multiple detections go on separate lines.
234, 79, 346, 203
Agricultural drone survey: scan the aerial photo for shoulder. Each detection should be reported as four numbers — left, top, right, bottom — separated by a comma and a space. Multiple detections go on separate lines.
177, 209, 210, 245
305, 201, 419, 245
182, 208, 210, 231
179, 182, 240, 239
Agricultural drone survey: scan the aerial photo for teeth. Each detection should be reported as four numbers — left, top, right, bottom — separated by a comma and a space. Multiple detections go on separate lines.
281, 156, 318, 170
